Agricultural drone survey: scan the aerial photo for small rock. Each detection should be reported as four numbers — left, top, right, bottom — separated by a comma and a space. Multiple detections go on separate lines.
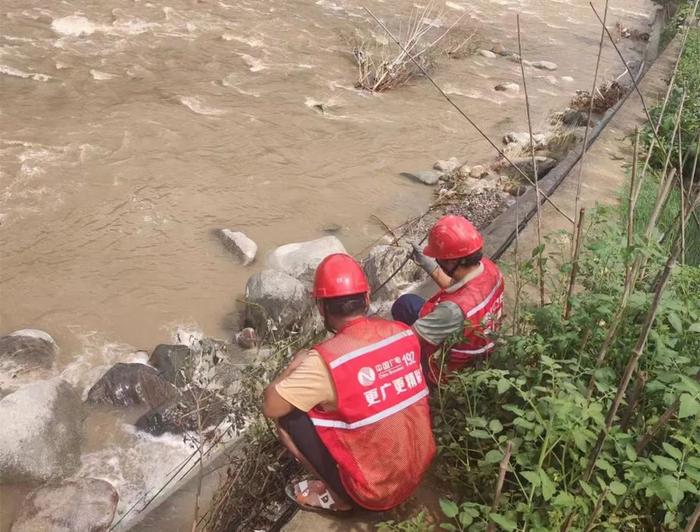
478, 49, 497, 58
234, 327, 258, 349
322, 223, 342, 234
433, 157, 460, 173
501, 179, 528, 196
401, 170, 443, 186
491, 44, 507, 55
531, 61, 558, 71
86, 363, 179, 408
11, 478, 118, 532
457, 165, 471, 178
0, 378, 84, 483
470, 165, 487, 178
245, 269, 311, 333
560, 108, 589, 127
218, 229, 257, 266
494, 82, 520, 94
149, 345, 193, 387
503, 132, 546, 148
267, 236, 346, 285
500, 156, 558, 181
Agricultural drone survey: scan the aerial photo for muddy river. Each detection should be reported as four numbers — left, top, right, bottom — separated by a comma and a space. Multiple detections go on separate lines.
1, 0, 658, 528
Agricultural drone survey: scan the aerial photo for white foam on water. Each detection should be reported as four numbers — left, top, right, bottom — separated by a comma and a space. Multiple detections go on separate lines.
90, 69, 117, 80
170, 326, 205, 348
446, 1, 467, 11
76, 423, 194, 529
238, 54, 267, 72
9, 329, 56, 345
51, 15, 102, 36
443, 84, 483, 100
561, 76, 575, 83
178, 96, 227, 116
0, 64, 51, 82
222, 33, 264, 48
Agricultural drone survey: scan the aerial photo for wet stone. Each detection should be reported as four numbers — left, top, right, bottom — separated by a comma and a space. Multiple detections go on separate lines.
401, 170, 443, 186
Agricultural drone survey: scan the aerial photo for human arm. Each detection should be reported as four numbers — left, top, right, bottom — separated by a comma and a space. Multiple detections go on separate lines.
262, 351, 335, 419
411, 301, 466, 347
411, 242, 452, 290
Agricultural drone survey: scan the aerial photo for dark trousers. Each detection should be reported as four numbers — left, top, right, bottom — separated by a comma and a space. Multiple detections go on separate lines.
278, 409, 352, 504
391, 294, 426, 326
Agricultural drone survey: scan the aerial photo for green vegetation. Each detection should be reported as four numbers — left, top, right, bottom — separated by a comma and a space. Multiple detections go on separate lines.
381, 199, 699, 531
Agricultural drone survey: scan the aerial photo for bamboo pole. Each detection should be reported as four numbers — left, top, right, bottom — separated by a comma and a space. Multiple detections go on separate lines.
678, 127, 685, 265
619, 370, 647, 431
517, 15, 545, 308
573, 0, 610, 238
364, 6, 575, 224
564, 208, 586, 320
684, 503, 700, 532
487, 442, 513, 532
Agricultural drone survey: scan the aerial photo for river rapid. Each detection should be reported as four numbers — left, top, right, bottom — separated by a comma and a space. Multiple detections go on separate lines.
1, 0, 658, 529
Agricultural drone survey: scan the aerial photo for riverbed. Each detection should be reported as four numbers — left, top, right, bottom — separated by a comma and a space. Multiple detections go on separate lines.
0, 0, 659, 529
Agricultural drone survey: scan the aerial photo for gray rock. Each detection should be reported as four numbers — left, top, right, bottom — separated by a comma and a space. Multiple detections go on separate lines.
234, 328, 258, 349
266, 236, 346, 285
494, 82, 520, 94
401, 170, 443, 186
470, 165, 487, 178
557, 108, 589, 127
531, 60, 558, 71
322, 223, 342, 234
478, 49, 497, 58
362, 246, 424, 300
86, 363, 179, 408
502, 156, 558, 181
11, 478, 118, 532
433, 157, 460, 173
135, 390, 228, 436
218, 229, 257, 266
245, 269, 310, 333
503, 132, 547, 149
0, 330, 57, 393
501, 179, 528, 196
149, 345, 193, 387
0, 379, 84, 483
456, 165, 472, 178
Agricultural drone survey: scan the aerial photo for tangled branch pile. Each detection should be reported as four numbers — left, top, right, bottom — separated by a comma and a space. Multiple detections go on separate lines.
345, 2, 475, 92
570, 80, 627, 114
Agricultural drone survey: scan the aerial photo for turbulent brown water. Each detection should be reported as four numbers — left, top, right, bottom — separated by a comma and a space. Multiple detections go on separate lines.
1, 0, 658, 529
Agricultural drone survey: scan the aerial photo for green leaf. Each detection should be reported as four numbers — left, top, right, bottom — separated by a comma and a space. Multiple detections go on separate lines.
490, 513, 517, 531
489, 419, 504, 434
679, 393, 700, 419
497, 379, 511, 394
521, 470, 541, 487
688, 322, 700, 333
484, 449, 504, 463
662, 442, 683, 461
532, 244, 545, 257
470, 429, 491, 439
625, 444, 638, 461
652, 455, 678, 472
440, 498, 459, 519
540, 469, 556, 501
440, 524, 457, 531
459, 511, 474, 528
668, 312, 683, 333
609, 481, 627, 495
552, 491, 575, 507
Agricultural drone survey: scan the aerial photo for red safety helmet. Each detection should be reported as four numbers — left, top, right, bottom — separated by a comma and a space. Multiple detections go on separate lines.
313, 253, 369, 299
423, 215, 484, 259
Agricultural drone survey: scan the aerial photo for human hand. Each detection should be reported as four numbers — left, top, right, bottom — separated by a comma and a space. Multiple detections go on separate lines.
411, 241, 438, 274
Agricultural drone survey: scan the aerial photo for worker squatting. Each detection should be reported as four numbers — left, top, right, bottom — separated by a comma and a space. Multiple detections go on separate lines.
262, 215, 504, 513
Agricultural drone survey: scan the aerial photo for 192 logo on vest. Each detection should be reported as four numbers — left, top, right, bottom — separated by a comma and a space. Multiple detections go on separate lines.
357, 367, 376, 387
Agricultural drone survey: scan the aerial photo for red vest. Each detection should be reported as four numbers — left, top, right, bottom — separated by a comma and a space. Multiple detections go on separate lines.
307, 317, 435, 510
419, 258, 504, 382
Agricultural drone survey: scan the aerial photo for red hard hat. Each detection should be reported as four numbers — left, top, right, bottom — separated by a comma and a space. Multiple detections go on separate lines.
423, 215, 484, 259
313, 253, 370, 298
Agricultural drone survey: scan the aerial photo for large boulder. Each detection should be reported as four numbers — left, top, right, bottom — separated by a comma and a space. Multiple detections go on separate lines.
135, 391, 229, 436
497, 156, 558, 181
86, 363, 179, 409
148, 344, 193, 387
245, 269, 310, 333
266, 236, 346, 285
0, 379, 84, 483
362, 245, 424, 301
400, 170, 442, 186
0, 330, 57, 393
11, 478, 118, 532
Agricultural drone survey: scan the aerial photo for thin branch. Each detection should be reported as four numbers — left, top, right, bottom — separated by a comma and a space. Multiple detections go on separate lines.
517, 15, 545, 308
487, 441, 513, 532
564, 208, 586, 320
573, 0, 610, 237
